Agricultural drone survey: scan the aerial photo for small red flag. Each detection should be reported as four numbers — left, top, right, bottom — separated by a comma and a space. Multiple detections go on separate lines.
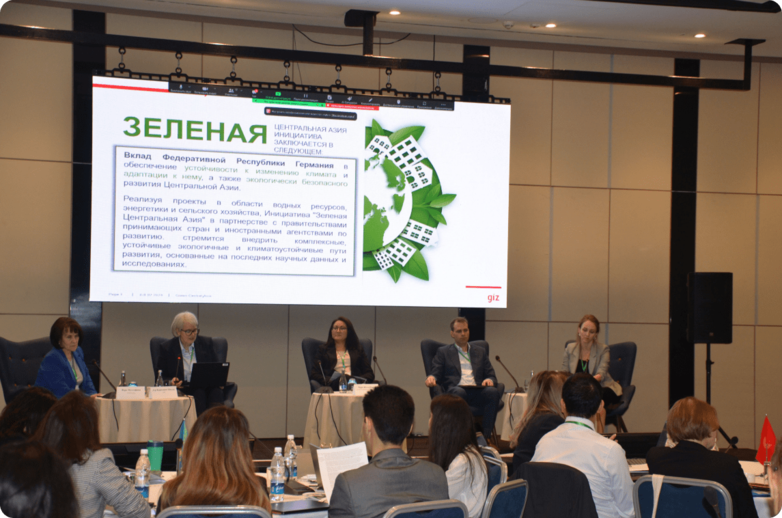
756, 416, 777, 464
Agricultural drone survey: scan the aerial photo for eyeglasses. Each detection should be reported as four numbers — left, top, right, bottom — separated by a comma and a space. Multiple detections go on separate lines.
332, 326, 347, 331
181, 328, 199, 336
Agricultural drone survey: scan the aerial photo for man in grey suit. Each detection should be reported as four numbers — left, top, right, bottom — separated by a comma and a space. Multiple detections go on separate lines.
424, 317, 502, 436
328, 385, 449, 518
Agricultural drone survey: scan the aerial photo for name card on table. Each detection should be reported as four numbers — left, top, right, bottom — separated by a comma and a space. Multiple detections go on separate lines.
116, 386, 146, 400
148, 386, 179, 399
351, 383, 379, 396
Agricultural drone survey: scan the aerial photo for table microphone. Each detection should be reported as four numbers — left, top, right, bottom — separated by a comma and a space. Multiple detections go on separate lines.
92, 360, 117, 399
704, 486, 723, 518
373, 356, 388, 385
495, 355, 524, 393
316, 361, 334, 394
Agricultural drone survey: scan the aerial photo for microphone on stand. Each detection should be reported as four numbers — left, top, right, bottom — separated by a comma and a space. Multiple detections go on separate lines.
704, 486, 723, 518
495, 355, 524, 393
373, 356, 388, 385
92, 360, 117, 399
316, 361, 334, 394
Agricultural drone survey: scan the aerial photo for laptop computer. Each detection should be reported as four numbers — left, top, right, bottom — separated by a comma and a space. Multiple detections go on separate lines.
188, 362, 229, 389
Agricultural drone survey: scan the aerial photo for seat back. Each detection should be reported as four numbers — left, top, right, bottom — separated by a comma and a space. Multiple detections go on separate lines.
212, 337, 229, 363
480, 445, 507, 493
634, 475, 732, 518
150, 336, 167, 378
0, 336, 52, 403
512, 462, 598, 518
480, 480, 528, 518
302, 338, 325, 392
607, 342, 636, 389
383, 499, 469, 518
359, 338, 373, 367
156, 505, 272, 518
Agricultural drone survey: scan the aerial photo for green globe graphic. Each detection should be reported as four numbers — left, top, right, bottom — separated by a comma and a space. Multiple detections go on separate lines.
362, 158, 413, 253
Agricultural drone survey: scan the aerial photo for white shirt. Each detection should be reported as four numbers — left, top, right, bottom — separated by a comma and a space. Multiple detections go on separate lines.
446, 450, 488, 518
531, 416, 635, 518
179, 339, 196, 382
455, 344, 475, 386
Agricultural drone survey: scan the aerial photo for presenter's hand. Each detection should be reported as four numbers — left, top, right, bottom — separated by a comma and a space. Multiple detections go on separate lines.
171, 377, 184, 388
482, 379, 494, 387
90, 393, 102, 399
425, 376, 437, 387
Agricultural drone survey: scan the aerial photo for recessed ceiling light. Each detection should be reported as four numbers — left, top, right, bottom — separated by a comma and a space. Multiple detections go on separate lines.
695, 33, 706, 38
545, 23, 557, 28
389, 10, 401, 15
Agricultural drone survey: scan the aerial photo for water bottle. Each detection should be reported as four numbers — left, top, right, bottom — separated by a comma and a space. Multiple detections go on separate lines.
134, 449, 151, 499
155, 370, 164, 387
284, 434, 298, 481
118, 370, 126, 387
339, 371, 348, 392
270, 447, 285, 503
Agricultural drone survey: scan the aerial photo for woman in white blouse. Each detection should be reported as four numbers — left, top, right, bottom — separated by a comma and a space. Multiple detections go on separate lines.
428, 394, 488, 518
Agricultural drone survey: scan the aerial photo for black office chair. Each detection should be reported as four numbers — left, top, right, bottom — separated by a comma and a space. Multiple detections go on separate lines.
302, 337, 374, 393
0, 336, 52, 403
149, 336, 237, 408
511, 462, 598, 518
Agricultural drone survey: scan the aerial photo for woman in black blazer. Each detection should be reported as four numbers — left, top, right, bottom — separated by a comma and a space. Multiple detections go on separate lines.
309, 316, 374, 391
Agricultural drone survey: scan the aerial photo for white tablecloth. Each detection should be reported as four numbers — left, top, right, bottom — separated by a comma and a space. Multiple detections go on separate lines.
95, 396, 197, 443
302, 393, 366, 448
498, 392, 528, 441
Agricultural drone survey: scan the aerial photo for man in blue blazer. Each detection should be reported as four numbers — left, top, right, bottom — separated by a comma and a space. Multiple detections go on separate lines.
425, 317, 501, 436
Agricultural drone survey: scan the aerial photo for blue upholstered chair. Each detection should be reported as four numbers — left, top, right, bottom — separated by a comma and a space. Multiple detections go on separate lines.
302, 337, 374, 393
633, 475, 732, 518
156, 505, 271, 518
480, 479, 528, 518
481, 446, 508, 494
383, 499, 469, 518
0, 336, 52, 403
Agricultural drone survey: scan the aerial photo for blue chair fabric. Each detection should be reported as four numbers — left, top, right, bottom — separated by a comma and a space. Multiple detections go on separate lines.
633, 475, 732, 518
156, 505, 271, 518
480, 479, 528, 518
383, 499, 469, 518
0, 336, 52, 403
302, 337, 374, 393
480, 446, 508, 492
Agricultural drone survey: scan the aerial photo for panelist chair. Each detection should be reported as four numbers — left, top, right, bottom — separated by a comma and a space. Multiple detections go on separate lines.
0, 336, 52, 403
149, 336, 237, 408
157, 505, 271, 518
302, 337, 374, 393
633, 475, 732, 518
383, 499, 469, 518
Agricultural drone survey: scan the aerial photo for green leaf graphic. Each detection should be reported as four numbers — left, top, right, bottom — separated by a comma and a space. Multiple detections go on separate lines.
430, 194, 456, 208
365, 127, 373, 147
393, 193, 405, 213
423, 186, 442, 204
389, 126, 425, 146
387, 262, 403, 283
427, 207, 447, 225
371, 120, 384, 137
411, 207, 437, 227
363, 252, 381, 271
400, 239, 429, 281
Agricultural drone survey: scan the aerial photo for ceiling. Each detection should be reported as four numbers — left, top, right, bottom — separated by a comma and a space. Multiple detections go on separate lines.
35, 0, 782, 58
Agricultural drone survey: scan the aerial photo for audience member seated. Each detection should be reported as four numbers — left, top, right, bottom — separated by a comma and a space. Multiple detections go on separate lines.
156, 311, 224, 416
646, 397, 758, 518
159, 406, 270, 513
329, 385, 449, 518
561, 315, 621, 433
0, 440, 79, 518
424, 317, 502, 438
35, 317, 98, 399
770, 436, 782, 518
34, 391, 150, 518
0, 387, 57, 448
428, 394, 487, 518
510, 371, 568, 474
309, 316, 374, 391
532, 373, 634, 518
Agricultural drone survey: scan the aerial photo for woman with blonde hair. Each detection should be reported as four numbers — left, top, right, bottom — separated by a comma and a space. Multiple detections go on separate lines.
158, 406, 270, 513
769, 436, 782, 517
509, 371, 568, 475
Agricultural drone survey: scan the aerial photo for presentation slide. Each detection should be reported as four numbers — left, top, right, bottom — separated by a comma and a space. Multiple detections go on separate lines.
91, 76, 510, 308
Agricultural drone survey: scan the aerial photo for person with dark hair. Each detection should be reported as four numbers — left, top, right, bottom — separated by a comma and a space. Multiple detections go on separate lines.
532, 373, 634, 518
310, 316, 374, 391
0, 387, 57, 447
646, 397, 758, 518
159, 406, 270, 512
34, 391, 150, 518
424, 317, 502, 438
0, 440, 79, 518
329, 385, 448, 518
428, 394, 487, 518
34, 317, 98, 398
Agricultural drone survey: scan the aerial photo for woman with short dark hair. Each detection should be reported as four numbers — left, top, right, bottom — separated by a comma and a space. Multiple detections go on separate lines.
309, 317, 374, 391
0, 387, 57, 447
35, 317, 98, 398
34, 391, 150, 518
0, 440, 79, 518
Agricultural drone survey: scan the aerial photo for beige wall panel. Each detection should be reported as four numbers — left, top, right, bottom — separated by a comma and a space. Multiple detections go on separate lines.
758, 64, 782, 195
698, 61, 759, 194
756, 326, 782, 448
0, 39, 71, 162
695, 193, 756, 326
607, 323, 669, 433
610, 56, 673, 191
608, 190, 670, 323
487, 186, 550, 322
485, 321, 549, 386
287, 305, 376, 436
551, 54, 610, 188
0, 3, 71, 28
199, 304, 289, 438
758, 196, 782, 325
375, 306, 457, 435
548, 321, 578, 371
694, 326, 755, 448
0, 159, 71, 315
551, 187, 609, 322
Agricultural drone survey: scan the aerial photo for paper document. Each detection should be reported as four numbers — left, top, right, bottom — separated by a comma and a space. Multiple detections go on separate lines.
316, 442, 369, 502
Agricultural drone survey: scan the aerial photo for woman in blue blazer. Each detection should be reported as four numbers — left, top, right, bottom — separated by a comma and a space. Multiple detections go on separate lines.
35, 317, 98, 398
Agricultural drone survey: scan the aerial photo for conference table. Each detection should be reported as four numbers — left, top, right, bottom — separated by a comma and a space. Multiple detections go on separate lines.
95, 395, 197, 443
302, 392, 365, 448
498, 392, 529, 442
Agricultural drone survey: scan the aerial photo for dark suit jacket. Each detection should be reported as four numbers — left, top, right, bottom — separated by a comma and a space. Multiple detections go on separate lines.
429, 343, 496, 391
328, 448, 449, 518
155, 336, 217, 383
512, 413, 565, 474
646, 441, 759, 518
309, 344, 374, 386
